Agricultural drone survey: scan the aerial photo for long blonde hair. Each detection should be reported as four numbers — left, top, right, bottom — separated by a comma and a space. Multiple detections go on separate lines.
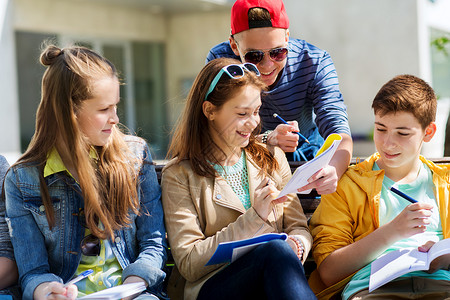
16, 43, 140, 239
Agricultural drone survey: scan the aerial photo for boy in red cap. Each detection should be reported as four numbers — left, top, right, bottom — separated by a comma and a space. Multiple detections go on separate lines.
207, 0, 353, 196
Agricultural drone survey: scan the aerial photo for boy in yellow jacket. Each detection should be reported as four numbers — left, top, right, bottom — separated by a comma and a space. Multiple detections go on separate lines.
309, 74, 450, 300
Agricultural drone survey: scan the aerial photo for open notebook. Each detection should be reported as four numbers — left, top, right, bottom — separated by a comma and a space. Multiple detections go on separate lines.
369, 238, 450, 292
78, 282, 146, 299
276, 133, 342, 198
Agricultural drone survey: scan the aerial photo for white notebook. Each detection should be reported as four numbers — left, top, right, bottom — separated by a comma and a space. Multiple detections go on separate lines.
77, 282, 146, 300
277, 134, 342, 198
369, 238, 450, 292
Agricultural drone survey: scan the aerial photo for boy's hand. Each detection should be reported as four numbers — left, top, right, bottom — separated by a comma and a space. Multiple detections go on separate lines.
297, 166, 338, 195
419, 241, 450, 273
253, 178, 288, 221
387, 203, 433, 240
267, 122, 300, 152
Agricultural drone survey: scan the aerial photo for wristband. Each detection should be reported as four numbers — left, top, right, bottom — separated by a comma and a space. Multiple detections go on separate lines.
288, 235, 304, 261
261, 130, 273, 144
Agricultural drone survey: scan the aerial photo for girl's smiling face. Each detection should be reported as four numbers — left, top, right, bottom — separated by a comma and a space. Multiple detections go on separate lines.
76, 76, 120, 146
205, 84, 262, 161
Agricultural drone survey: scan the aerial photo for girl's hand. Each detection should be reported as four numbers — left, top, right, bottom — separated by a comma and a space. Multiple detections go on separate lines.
123, 276, 147, 300
297, 165, 339, 195
385, 203, 433, 241
34, 281, 78, 300
267, 122, 300, 152
253, 178, 287, 221
123, 275, 147, 285
419, 241, 450, 273
286, 236, 298, 254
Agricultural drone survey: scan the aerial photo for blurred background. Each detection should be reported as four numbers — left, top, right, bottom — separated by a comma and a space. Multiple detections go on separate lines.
1, 0, 449, 164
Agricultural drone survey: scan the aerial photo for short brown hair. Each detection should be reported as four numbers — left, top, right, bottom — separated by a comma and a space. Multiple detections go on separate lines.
248, 7, 271, 23
372, 74, 436, 129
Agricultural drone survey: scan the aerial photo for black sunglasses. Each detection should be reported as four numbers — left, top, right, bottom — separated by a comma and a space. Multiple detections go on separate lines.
81, 234, 101, 257
243, 47, 289, 64
77, 209, 101, 256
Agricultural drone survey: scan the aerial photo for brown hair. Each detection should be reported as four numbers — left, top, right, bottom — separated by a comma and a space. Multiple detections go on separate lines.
372, 74, 437, 129
16, 43, 140, 239
167, 57, 278, 177
233, 7, 286, 41
248, 7, 271, 22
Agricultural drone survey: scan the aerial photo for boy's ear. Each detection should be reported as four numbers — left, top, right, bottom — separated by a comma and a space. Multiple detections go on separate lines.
203, 101, 216, 121
423, 122, 437, 142
229, 36, 241, 57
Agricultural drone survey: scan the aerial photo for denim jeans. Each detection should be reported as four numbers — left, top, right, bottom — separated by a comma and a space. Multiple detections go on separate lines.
134, 293, 159, 300
348, 277, 450, 300
0, 285, 21, 300
197, 239, 317, 300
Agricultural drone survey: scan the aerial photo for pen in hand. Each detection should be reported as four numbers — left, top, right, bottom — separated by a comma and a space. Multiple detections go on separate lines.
46, 269, 93, 297
390, 187, 418, 203
273, 113, 310, 144
64, 269, 93, 287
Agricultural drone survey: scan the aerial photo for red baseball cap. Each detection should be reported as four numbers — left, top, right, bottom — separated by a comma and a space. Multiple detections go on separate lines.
231, 0, 290, 35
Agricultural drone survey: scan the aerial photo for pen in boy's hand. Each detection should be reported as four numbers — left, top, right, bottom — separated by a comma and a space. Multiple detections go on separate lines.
390, 187, 418, 203
273, 113, 310, 144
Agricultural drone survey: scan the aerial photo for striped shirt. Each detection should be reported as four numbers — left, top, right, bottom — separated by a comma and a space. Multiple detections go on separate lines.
206, 38, 351, 159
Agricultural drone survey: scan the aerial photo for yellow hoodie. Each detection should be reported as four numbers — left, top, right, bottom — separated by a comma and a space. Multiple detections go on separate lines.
308, 153, 450, 299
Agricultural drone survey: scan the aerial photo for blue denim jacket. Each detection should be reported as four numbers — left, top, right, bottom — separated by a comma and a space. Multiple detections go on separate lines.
0, 155, 12, 260
4, 137, 167, 300
1, 156, 22, 299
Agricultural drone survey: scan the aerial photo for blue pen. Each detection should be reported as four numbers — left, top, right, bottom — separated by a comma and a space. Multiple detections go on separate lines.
46, 269, 93, 297
273, 113, 310, 144
390, 187, 418, 203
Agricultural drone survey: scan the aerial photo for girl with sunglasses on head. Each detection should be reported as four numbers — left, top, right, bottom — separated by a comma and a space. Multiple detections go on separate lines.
4, 44, 167, 300
162, 57, 316, 300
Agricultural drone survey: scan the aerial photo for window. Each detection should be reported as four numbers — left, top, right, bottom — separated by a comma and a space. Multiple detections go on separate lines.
15, 31, 56, 151
15, 32, 168, 159
430, 28, 450, 99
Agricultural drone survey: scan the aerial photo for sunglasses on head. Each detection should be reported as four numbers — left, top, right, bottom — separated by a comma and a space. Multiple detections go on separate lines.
77, 209, 101, 256
243, 47, 289, 64
204, 63, 260, 101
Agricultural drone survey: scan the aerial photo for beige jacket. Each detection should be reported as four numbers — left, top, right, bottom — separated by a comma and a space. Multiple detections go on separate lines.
161, 146, 312, 300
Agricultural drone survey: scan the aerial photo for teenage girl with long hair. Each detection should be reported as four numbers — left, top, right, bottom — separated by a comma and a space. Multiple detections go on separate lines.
4, 44, 167, 300
162, 57, 316, 300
